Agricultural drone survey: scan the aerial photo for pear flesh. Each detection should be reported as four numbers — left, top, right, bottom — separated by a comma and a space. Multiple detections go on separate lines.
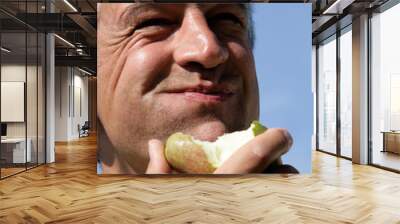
164, 121, 267, 174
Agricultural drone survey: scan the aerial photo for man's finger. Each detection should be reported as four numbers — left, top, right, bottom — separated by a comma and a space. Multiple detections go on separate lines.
214, 128, 292, 174
145, 139, 171, 174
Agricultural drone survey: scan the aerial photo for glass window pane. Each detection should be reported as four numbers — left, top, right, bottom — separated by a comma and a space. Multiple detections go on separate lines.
318, 35, 337, 154
1, 1, 46, 179
371, 3, 400, 171
27, 31, 38, 169
1, 30, 28, 177
38, 32, 45, 165
340, 27, 352, 158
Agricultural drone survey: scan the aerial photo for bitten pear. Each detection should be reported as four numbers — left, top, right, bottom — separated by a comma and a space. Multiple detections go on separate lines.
164, 121, 267, 173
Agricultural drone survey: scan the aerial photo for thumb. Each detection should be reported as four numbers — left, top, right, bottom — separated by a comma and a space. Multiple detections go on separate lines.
146, 139, 171, 174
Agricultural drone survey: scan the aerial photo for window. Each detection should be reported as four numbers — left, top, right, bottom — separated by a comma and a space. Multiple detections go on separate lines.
0, 1, 47, 179
339, 26, 352, 158
317, 35, 337, 154
370, 2, 400, 171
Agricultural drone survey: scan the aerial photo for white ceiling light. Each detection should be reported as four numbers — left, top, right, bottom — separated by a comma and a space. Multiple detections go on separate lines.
1, 47, 11, 53
76, 48, 86, 55
63, 0, 78, 12
323, 0, 355, 15
54, 34, 75, 48
78, 67, 93, 76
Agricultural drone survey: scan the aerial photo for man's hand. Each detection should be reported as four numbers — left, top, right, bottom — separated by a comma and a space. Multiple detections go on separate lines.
145, 139, 172, 174
145, 128, 293, 174
214, 128, 292, 174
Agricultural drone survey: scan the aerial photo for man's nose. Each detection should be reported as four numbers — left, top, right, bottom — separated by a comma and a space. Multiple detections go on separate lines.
173, 8, 229, 69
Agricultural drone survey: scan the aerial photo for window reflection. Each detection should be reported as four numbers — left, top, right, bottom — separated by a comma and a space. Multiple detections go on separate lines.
0, 1, 46, 179
318, 35, 337, 154
339, 27, 352, 158
371, 3, 400, 171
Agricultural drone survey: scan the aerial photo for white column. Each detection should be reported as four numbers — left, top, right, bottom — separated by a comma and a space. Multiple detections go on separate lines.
46, 33, 55, 163
45, 1, 55, 163
352, 14, 369, 164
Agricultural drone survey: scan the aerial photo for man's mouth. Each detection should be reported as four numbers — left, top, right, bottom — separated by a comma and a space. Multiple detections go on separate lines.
164, 84, 234, 103
183, 91, 232, 102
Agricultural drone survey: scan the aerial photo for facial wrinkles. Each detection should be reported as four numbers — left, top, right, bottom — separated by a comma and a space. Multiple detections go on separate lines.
106, 29, 152, 96
99, 8, 130, 97
100, 5, 133, 45
112, 6, 180, 95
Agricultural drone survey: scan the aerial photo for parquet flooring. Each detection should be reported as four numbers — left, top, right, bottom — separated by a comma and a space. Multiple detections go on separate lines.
0, 135, 400, 223
1, 167, 26, 178
1, 163, 43, 178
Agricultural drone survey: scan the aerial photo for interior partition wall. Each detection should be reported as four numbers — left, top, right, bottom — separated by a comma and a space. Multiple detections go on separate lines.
316, 24, 353, 159
0, 0, 46, 179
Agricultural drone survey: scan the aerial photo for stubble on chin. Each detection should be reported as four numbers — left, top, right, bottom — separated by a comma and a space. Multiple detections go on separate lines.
140, 101, 248, 143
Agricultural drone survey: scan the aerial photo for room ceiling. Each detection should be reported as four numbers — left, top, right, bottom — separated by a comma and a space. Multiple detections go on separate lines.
0, 0, 392, 74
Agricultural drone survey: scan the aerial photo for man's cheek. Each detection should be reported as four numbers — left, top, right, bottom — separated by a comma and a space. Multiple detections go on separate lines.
126, 42, 171, 68
121, 45, 171, 93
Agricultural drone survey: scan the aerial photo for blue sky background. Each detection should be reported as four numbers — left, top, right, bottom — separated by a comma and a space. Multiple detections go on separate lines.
252, 4, 312, 173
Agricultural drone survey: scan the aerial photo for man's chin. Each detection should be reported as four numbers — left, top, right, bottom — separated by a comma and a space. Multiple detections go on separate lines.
183, 120, 228, 142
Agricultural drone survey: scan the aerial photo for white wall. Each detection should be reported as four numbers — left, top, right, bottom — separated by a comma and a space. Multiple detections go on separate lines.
54, 66, 89, 141
1, 65, 40, 137
55, 66, 69, 141
72, 72, 89, 138
1, 65, 26, 130
1, 82, 25, 122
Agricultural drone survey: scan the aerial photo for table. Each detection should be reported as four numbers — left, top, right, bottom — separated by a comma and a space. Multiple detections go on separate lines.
1, 138, 32, 164
381, 131, 400, 154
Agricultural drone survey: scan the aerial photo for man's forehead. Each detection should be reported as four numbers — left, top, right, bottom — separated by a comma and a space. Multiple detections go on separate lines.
124, 3, 247, 10
100, 3, 247, 15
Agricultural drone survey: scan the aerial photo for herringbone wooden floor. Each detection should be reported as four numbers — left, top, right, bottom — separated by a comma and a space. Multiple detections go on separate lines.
0, 135, 399, 224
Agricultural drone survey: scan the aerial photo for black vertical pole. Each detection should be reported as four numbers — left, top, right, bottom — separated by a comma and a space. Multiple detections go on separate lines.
25, 0, 28, 171
316, 44, 320, 151
336, 27, 341, 157
44, 0, 48, 164
36, 0, 39, 167
367, 11, 373, 165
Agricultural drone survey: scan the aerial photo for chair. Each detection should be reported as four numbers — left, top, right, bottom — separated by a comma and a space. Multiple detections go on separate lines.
78, 121, 90, 138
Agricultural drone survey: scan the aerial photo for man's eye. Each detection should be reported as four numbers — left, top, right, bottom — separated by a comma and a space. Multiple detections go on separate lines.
135, 18, 174, 30
209, 13, 244, 27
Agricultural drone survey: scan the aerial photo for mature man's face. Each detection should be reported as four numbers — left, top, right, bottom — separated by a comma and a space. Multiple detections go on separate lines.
98, 3, 259, 172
